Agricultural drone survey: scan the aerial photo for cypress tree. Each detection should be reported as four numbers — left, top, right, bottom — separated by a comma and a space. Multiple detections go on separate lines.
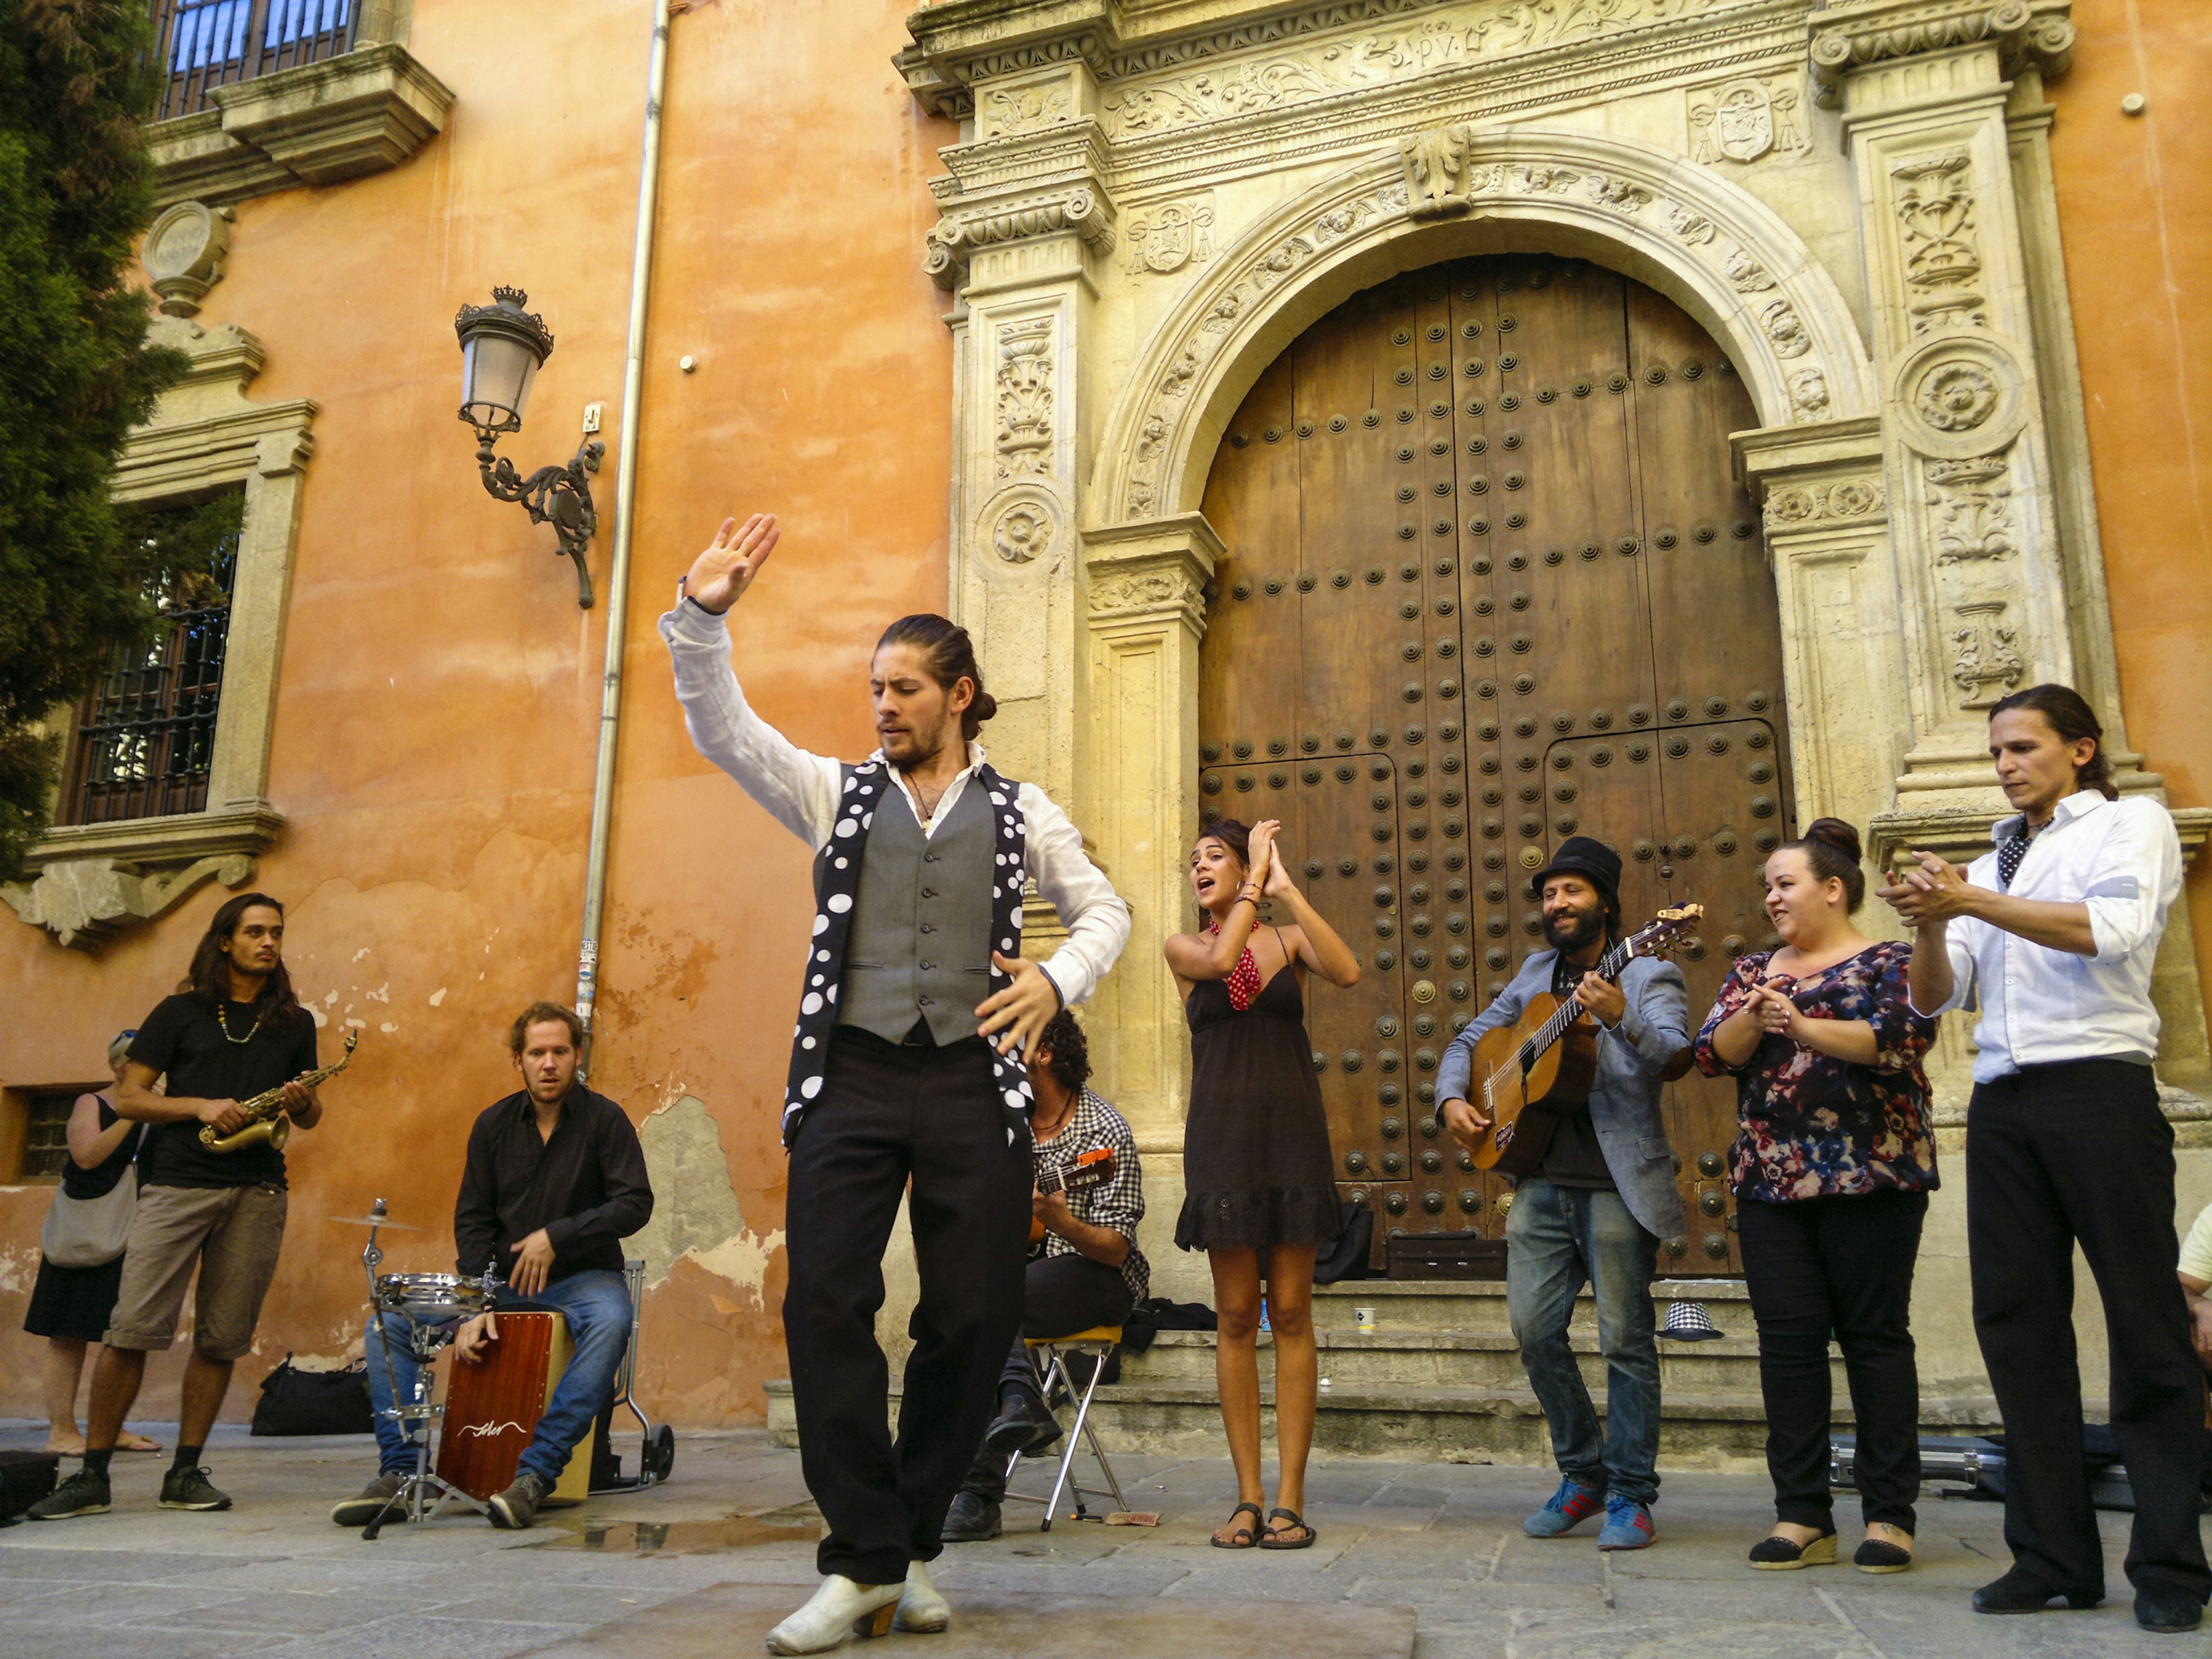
0, 0, 188, 879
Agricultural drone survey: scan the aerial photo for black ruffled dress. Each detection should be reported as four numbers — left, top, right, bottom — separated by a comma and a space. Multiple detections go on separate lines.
1175, 969, 1343, 1252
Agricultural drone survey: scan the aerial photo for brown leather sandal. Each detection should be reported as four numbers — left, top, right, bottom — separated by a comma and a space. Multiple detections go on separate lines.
1260, 1507, 1317, 1550
1211, 1501, 1264, 1549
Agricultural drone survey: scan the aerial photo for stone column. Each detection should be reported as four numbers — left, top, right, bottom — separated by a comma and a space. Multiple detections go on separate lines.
1077, 514, 1220, 1143
1813, 0, 2080, 803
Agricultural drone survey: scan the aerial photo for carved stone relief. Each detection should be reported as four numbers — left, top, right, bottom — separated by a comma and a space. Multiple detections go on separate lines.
1947, 599, 2023, 706
925, 185, 1116, 290
142, 200, 233, 318
1890, 333, 2027, 459
3, 852, 256, 953
1763, 475, 1888, 531
1123, 196, 1215, 275
1687, 75, 1810, 165
994, 318, 1055, 480
979, 78, 1074, 140
978, 483, 1065, 573
1892, 149, 1987, 334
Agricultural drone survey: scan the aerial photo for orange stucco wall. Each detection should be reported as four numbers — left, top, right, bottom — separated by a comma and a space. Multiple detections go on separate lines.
2046, 0, 2212, 1006
0, 0, 956, 1429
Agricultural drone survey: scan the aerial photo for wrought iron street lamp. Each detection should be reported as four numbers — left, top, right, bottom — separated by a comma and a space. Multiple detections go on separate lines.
454, 286, 603, 607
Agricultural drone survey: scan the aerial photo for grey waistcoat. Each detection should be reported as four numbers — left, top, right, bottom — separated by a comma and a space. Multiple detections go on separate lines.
836, 777, 997, 1046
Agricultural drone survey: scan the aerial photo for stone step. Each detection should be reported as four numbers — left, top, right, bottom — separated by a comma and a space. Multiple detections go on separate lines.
762, 1377, 2002, 1468
1310, 1277, 1753, 1336
1121, 1327, 1832, 1395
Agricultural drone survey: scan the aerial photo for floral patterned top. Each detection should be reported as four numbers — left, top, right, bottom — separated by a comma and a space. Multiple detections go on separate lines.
1692, 940, 1940, 1203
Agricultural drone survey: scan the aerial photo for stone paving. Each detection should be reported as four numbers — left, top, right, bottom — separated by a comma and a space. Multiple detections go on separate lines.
0, 1421, 2200, 1658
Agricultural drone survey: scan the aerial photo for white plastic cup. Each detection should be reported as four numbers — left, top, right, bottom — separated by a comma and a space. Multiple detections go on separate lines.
1355, 1305, 1377, 1332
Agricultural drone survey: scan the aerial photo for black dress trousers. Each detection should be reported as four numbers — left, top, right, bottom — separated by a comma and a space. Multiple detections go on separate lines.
783, 1027, 1032, 1585
1967, 1058, 2211, 1605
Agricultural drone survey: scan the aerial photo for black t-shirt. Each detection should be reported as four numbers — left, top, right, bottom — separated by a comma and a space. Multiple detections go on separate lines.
128, 994, 318, 1190
1537, 953, 1618, 1192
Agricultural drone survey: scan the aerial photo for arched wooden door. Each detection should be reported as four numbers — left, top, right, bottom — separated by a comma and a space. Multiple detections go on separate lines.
1196, 252, 1793, 1275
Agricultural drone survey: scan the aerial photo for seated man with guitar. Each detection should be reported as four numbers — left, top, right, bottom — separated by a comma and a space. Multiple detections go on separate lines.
942, 1010, 1146, 1542
1435, 836, 1692, 1554
332, 1002, 653, 1532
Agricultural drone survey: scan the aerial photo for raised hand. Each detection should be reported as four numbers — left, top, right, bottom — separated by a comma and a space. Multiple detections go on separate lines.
1245, 819, 1281, 896
683, 513, 781, 614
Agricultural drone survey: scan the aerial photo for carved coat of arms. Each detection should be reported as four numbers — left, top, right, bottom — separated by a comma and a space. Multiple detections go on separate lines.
1126, 202, 1215, 275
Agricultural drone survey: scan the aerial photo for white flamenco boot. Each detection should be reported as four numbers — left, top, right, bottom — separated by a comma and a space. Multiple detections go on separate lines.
763, 1574, 903, 1654
893, 1559, 951, 1634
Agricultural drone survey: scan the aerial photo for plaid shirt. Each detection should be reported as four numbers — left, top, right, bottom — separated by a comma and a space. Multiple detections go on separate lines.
1034, 1086, 1149, 1305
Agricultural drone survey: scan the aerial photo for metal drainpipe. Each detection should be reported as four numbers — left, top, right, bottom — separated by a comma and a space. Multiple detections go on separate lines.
577, 0, 673, 1078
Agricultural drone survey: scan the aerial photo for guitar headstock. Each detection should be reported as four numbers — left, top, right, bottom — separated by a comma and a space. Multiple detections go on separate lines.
1627, 903, 1704, 960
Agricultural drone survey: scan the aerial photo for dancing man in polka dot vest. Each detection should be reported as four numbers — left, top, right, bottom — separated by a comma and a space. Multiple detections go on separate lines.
662, 514, 1130, 1654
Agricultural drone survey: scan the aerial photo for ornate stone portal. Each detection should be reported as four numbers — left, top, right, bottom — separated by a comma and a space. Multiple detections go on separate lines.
901, 0, 2209, 1137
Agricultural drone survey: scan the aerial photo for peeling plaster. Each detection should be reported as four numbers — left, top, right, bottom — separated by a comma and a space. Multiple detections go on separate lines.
677, 1229, 786, 1310
430, 988, 448, 1006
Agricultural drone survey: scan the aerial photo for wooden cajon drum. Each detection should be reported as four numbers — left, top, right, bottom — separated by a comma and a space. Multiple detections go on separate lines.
436, 1310, 592, 1506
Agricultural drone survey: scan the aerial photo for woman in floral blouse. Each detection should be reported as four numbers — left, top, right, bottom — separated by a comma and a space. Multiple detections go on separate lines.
1696, 818, 1938, 1576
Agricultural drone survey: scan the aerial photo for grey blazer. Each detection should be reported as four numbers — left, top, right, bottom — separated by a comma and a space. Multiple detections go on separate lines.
1432, 948, 1689, 1242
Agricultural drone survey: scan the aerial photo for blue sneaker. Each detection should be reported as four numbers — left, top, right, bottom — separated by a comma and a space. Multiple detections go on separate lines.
1524, 1475, 1607, 1537
1596, 1493, 1655, 1551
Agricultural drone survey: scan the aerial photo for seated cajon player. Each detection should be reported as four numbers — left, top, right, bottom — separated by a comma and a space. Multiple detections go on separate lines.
332, 1003, 653, 1529
941, 1010, 1147, 1542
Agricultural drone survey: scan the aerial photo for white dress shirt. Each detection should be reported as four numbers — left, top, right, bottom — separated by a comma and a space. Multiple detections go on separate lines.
660, 597, 1131, 1008
1916, 790, 2183, 1082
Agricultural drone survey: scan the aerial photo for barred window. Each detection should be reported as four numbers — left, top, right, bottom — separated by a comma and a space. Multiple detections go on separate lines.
20, 1092, 77, 1183
65, 489, 245, 827
153, 0, 358, 122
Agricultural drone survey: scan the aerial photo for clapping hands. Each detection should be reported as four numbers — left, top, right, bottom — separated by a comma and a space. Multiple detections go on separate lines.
1745, 976, 1802, 1043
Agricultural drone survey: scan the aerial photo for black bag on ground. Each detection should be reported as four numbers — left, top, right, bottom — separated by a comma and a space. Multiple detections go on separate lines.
1120, 1296, 1217, 1354
0, 1450, 59, 1526
1313, 1200, 1375, 1285
251, 1355, 373, 1436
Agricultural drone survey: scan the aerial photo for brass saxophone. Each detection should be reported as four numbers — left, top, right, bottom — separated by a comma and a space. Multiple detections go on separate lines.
199, 1029, 359, 1153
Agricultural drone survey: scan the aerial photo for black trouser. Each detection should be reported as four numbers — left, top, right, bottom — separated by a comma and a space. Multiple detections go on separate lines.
960, 1252, 1135, 1503
1738, 1187, 1927, 1533
784, 1029, 1031, 1584
1967, 1058, 2210, 1604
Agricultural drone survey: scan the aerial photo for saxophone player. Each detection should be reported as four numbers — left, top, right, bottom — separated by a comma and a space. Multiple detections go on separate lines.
29, 893, 322, 1522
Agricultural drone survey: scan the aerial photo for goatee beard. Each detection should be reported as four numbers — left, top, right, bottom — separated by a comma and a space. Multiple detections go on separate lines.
1544, 910, 1603, 953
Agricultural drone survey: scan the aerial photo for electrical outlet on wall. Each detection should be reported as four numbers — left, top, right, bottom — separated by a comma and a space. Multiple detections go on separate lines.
583, 402, 604, 434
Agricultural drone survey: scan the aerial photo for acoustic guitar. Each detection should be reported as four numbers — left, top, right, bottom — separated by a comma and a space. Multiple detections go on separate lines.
1031, 1146, 1116, 1245
1461, 904, 1703, 1179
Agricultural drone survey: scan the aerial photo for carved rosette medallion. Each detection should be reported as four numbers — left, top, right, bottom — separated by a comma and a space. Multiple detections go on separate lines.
976, 483, 1063, 577
143, 200, 233, 319
1762, 476, 1889, 532
1889, 334, 2026, 460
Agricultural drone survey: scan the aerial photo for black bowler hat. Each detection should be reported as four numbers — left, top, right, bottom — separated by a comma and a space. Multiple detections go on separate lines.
1531, 835, 1623, 903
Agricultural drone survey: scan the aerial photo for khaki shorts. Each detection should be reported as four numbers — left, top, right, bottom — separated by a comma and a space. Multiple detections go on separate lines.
106, 1183, 288, 1362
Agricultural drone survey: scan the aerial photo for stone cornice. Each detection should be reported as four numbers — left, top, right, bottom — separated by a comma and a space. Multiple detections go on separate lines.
1082, 513, 1222, 637
5, 804, 286, 953
145, 42, 454, 209
1808, 0, 2073, 105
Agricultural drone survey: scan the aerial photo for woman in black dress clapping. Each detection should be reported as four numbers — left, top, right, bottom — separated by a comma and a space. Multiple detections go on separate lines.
1167, 817, 1360, 1552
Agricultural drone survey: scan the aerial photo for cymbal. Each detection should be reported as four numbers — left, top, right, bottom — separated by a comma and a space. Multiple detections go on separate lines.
326, 1206, 423, 1231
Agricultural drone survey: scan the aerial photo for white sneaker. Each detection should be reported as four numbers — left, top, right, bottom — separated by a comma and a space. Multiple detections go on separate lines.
894, 1559, 950, 1633
763, 1574, 903, 1654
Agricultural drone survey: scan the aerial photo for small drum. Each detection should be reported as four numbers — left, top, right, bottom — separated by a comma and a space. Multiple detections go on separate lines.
437, 1310, 589, 1507
374, 1272, 490, 1324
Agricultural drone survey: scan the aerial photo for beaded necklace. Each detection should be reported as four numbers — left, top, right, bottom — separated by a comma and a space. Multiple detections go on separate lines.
215, 1001, 266, 1046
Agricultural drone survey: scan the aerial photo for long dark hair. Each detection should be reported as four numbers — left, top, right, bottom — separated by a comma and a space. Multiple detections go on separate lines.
1989, 683, 2117, 800
875, 614, 998, 741
1777, 817, 1866, 912
187, 892, 300, 1018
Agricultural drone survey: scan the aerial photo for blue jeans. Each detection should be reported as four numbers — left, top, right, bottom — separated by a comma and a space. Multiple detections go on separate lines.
367, 1268, 632, 1486
1505, 1178, 1662, 1505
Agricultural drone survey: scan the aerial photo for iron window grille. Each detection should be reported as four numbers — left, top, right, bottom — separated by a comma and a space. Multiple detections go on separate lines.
151, 0, 359, 123
20, 1092, 77, 1183
65, 498, 242, 827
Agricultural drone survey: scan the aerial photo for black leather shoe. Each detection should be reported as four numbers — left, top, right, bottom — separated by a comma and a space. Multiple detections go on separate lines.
941, 1490, 1001, 1543
1972, 1567, 2101, 1615
2137, 1590, 2206, 1634
982, 1391, 1062, 1457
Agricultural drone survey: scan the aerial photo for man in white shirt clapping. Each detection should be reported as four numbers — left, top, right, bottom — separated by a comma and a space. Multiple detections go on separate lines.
1883, 683, 2206, 1634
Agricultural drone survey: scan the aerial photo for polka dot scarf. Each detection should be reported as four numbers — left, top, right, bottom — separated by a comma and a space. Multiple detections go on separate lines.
782, 757, 1034, 1147
1206, 917, 1264, 1012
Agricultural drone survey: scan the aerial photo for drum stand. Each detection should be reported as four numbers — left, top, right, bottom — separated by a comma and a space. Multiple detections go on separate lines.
354, 1200, 491, 1539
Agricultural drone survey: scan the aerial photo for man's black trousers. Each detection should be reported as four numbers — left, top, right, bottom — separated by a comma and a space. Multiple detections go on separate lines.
784, 1029, 1031, 1585
1967, 1058, 2210, 1605
961, 1252, 1135, 1503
